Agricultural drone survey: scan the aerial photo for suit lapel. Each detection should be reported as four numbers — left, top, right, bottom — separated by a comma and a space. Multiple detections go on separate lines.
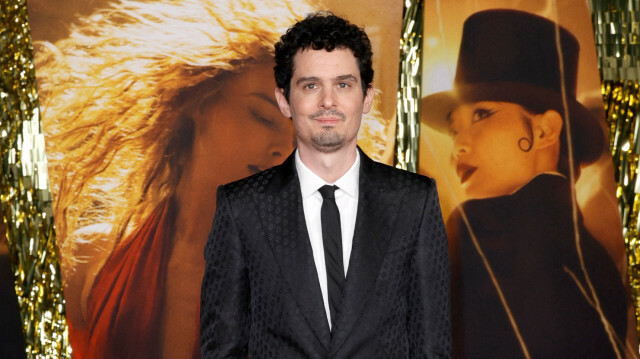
330, 151, 403, 353
252, 153, 331, 351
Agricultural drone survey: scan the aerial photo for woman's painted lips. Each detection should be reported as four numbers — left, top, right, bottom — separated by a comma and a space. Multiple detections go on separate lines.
248, 165, 261, 174
457, 163, 477, 184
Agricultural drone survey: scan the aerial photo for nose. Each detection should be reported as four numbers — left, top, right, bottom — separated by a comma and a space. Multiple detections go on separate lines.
451, 130, 471, 161
268, 120, 296, 162
319, 87, 337, 109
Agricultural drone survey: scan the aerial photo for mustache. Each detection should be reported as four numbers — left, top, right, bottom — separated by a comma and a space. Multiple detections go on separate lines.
309, 109, 346, 121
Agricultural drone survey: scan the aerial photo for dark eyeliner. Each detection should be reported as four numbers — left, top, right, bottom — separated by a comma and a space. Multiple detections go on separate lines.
472, 107, 496, 122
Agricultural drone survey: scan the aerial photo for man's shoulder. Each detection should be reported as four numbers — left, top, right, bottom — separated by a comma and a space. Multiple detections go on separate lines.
219, 160, 290, 200
220, 167, 274, 194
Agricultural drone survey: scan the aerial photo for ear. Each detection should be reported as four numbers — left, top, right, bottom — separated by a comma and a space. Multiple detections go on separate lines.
362, 85, 375, 114
274, 87, 292, 118
533, 109, 563, 150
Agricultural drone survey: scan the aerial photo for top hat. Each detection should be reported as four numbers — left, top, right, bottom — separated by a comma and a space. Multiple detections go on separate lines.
421, 9, 605, 165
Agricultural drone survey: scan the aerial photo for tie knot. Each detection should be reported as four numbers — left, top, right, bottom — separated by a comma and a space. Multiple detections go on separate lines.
318, 185, 338, 199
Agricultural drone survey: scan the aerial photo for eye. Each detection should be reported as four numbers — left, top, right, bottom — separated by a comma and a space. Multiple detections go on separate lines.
304, 83, 317, 90
472, 108, 495, 122
337, 82, 350, 89
249, 109, 277, 129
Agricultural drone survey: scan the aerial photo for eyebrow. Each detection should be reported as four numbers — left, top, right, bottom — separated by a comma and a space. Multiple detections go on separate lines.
336, 74, 358, 82
295, 76, 319, 86
295, 74, 358, 86
250, 92, 279, 109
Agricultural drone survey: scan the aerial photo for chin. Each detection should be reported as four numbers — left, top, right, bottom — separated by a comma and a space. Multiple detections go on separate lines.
311, 140, 345, 153
464, 186, 496, 200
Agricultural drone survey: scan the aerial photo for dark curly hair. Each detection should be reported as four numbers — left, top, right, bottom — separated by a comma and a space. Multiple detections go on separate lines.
274, 11, 374, 101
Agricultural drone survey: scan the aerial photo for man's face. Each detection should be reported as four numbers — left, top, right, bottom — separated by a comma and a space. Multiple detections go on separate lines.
275, 48, 374, 154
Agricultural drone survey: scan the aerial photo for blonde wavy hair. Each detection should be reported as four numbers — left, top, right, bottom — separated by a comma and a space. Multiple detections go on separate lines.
35, 0, 315, 271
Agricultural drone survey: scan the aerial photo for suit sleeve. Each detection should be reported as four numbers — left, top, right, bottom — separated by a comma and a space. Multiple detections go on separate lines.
200, 186, 250, 358
408, 178, 452, 358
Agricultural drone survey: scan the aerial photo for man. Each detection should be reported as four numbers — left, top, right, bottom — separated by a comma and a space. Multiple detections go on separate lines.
200, 12, 451, 358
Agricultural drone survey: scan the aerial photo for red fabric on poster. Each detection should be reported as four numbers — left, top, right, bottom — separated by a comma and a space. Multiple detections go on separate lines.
72, 202, 172, 359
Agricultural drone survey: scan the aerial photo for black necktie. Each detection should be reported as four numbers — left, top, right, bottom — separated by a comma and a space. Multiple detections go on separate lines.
318, 185, 345, 329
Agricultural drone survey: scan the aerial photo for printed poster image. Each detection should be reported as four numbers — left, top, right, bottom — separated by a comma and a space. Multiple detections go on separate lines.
420, 1, 637, 358
27, 0, 401, 357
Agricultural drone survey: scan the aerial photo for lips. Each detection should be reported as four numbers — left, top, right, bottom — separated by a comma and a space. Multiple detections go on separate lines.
310, 110, 345, 125
315, 117, 341, 126
456, 163, 477, 184
248, 165, 261, 175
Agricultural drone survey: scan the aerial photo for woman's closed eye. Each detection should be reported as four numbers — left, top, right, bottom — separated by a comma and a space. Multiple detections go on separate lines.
249, 108, 277, 129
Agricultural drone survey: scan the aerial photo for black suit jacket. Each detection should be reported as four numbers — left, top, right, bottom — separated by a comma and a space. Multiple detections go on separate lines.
200, 149, 451, 358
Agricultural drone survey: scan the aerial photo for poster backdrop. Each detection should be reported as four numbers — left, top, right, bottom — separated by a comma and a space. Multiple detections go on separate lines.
27, 0, 401, 357
419, 0, 637, 357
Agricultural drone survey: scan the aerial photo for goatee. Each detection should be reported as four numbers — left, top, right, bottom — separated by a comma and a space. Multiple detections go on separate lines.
309, 109, 347, 153
311, 128, 346, 153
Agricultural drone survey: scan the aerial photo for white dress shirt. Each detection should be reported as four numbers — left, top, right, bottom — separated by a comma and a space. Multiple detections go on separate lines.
295, 149, 360, 328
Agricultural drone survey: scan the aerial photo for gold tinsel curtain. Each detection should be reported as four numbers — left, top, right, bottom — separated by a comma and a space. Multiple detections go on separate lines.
395, 0, 422, 171
591, 0, 640, 338
0, 0, 70, 357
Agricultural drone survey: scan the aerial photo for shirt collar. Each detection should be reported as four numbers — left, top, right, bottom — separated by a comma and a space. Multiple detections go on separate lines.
295, 148, 360, 199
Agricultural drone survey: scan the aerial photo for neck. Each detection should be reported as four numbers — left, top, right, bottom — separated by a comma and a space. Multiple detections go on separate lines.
298, 143, 358, 183
534, 148, 560, 176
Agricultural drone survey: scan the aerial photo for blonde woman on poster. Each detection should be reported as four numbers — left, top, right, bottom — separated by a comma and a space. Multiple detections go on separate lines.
35, 0, 313, 357
32, 0, 399, 356
422, 9, 628, 358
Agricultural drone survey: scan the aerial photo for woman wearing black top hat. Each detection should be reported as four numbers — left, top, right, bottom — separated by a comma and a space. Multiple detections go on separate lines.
422, 9, 629, 359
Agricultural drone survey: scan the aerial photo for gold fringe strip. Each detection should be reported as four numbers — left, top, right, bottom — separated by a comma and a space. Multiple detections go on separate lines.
0, 0, 71, 357
395, 0, 422, 172
591, 0, 640, 340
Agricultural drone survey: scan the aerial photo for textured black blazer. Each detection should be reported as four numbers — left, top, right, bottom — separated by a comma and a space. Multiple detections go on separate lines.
200, 149, 452, 358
